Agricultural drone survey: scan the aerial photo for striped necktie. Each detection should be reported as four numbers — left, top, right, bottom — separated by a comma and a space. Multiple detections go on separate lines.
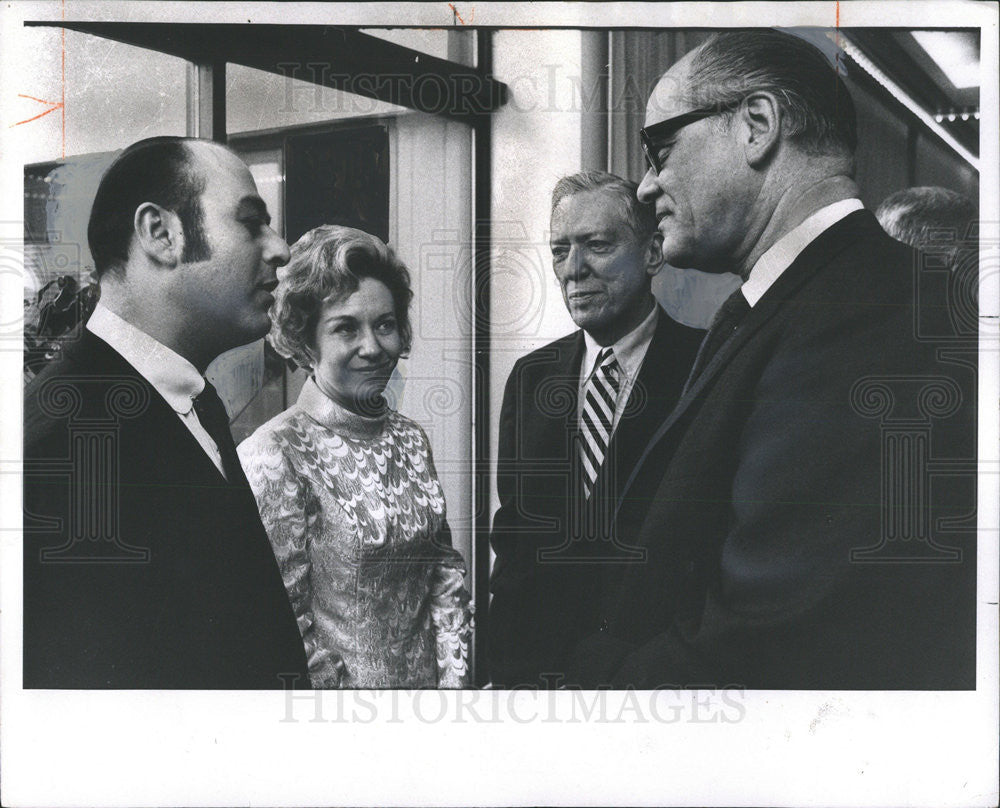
579, 347, 621, 499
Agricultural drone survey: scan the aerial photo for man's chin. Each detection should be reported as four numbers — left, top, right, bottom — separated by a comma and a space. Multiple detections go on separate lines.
226, 320, 272, 352
660, 246, 704, 273
568, 311, 609, 334
249, 312, 275, 339
568, 299, 605, 321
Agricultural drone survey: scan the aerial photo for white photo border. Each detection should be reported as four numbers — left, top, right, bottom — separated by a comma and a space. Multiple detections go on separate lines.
1, 2, 997, 806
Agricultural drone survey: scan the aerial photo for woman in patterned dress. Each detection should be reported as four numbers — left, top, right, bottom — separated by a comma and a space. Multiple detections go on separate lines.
238, 225, 472, 688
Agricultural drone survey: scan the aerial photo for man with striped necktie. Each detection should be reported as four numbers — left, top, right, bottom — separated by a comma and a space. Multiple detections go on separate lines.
488, 171, 705, 687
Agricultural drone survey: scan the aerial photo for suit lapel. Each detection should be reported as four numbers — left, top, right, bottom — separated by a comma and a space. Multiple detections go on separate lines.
615, 210, 869, 518
531, 331, 585, 458
600, 308, 687, 503
69, 330, 236, 487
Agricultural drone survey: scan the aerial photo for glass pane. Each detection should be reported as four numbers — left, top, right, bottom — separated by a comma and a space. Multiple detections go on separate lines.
361, 28, 476, 67
360, 28, 448, 59
11, 27, 187, 165
226, 63, 406, 136
244, 150, 285, 238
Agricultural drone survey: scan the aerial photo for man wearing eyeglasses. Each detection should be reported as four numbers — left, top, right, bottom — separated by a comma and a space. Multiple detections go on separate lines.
570, 29, 976, 689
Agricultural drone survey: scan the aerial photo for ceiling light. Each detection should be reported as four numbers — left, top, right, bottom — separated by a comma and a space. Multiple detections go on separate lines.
834, 34, 979, 171
911, 31, 980, 89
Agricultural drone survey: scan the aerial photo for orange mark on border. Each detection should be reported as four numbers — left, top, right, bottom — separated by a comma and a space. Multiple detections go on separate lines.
17, 93, 56, 105
9, 95, 64, 127
832, 1, 843, 76
448, 3, 474, 25
13, 0, 67, 153
62, 0, 66, 157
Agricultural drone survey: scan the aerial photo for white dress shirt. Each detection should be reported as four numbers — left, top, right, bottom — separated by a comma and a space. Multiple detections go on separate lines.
578, 303, 659, 434
741, 198, 864, 307
86, 303, 227, 478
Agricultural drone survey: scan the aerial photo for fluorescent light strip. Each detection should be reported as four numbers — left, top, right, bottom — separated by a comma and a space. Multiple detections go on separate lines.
833, 33, 979, 171
911, 31, 980, 91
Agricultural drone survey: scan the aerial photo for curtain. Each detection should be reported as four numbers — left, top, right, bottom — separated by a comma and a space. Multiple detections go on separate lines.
609, 30, 739, 329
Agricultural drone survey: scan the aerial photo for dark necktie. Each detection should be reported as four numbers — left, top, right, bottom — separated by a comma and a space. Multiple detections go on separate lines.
579, 347, 621, 499
683, 289, 751, 395
192, 379, 248, 487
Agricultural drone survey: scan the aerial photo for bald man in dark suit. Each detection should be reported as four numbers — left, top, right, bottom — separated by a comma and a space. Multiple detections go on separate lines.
24, 137, 309, 688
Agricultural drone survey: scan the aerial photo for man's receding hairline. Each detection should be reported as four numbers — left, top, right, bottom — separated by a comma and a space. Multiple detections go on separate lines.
185, 139, 247, 178
553, 186, 631, 220
551, 187, 653, 245
553, 187, 613, 220
186, 141, 262, 209
646, 56, 699, 124
676, 42, 715, 108
172, 140, 209, 192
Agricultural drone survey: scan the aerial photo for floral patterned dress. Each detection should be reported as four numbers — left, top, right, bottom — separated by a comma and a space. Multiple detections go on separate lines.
238, 378, 472, 688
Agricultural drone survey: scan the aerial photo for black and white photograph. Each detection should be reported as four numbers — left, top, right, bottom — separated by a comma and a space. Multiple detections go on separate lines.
1, 1, 997, 805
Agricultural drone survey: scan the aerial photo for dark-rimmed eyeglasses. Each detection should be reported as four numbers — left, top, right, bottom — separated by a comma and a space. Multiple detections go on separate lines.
640, 107, 725, 175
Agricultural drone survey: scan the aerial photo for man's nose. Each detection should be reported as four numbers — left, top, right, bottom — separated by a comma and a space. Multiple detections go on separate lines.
263, 226, 291, 267
637, 168, 659, 203
568, 245, 588, 278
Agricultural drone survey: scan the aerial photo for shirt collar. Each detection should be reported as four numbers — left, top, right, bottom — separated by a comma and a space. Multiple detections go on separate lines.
582, 302, 659, 381
741, 198, 864, 307
86, 303, 205, 414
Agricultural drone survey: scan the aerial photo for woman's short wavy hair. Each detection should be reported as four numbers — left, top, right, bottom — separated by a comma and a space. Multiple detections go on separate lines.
269, 225, 414, 370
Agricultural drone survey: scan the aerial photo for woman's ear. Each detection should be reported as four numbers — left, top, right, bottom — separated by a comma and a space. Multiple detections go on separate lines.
302, 342, 318, 370
739, 92, 782, 167
133, 203, 183, 267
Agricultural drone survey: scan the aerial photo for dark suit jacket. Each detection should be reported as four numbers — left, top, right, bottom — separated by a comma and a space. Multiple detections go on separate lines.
23, 330, 310, 688
489, 307, 705, 686
572, 211, 977, 689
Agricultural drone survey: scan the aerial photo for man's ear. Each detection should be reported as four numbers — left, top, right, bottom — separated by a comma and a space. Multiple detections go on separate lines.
133, 203, 183, 267
645, 231, 665, 277
740, 92, 782, 167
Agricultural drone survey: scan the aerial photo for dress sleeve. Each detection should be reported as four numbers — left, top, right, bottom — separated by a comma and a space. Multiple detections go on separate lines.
428, 521, 473, 688
417, 427, 474, 688
238, 433, 345, 688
